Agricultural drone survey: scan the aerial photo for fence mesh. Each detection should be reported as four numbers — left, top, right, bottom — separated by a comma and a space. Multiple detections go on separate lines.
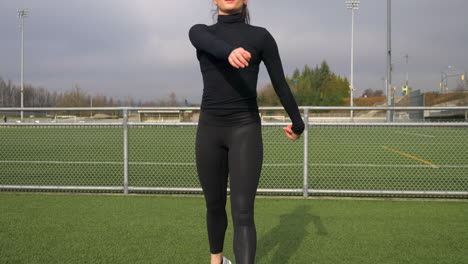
128, 125, 198, 188
0, 125, 123, 187
309, 124, 468, 192
127, 124, 304, 190
0, 108, 467, 197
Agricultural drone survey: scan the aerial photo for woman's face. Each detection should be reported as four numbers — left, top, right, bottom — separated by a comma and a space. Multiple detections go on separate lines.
214, 0, 248, 15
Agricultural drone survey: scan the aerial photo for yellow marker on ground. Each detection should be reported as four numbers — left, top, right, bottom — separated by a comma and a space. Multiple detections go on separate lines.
383, 146, 439, 168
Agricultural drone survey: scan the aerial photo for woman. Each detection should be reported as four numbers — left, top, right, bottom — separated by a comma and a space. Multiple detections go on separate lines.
189, 0, 304, 263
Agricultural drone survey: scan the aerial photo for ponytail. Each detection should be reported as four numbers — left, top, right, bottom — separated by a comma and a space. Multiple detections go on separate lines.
241, 4, 250, 24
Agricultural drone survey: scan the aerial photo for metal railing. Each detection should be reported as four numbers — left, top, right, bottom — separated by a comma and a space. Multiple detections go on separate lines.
1, 106, 467, 198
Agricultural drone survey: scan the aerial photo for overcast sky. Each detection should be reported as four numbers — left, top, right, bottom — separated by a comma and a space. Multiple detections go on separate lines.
1, 0, 467, 104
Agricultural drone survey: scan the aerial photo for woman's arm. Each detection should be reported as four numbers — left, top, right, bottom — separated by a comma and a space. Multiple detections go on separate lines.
188, 24, 235, 60
260, 29, 305, 135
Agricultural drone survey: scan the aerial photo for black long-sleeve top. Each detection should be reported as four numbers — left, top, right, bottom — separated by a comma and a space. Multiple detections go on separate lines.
188, 12, 305, 135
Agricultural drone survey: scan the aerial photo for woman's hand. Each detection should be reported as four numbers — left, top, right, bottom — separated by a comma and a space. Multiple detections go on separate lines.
228, 47, 251, 68
282, 124, 300, 140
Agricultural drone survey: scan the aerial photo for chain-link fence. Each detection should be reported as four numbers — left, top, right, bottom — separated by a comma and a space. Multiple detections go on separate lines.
1, 106, 467, 197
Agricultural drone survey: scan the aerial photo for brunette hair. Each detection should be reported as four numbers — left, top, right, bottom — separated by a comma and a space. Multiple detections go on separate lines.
213, 3, 250, 24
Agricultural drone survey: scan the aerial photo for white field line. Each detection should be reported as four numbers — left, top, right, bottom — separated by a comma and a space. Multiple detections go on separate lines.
0, 160, 121, 165
309, 143, 455, 145
1, 160, 467, 168
308, 163, 468, 168
394, 131, 436, 138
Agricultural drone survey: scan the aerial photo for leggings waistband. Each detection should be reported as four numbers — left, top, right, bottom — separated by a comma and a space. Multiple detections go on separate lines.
198, 109, 261, 127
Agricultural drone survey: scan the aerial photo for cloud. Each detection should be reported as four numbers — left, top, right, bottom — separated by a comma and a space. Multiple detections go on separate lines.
0, 0, 467, 103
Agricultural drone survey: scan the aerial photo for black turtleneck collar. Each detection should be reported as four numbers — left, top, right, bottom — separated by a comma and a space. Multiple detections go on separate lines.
217, 12, 245, 24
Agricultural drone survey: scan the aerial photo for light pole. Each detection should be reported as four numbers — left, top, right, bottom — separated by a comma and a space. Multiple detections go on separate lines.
386, 0, 393, 122
346, 0, 359, 120
18, 9, 30, 122
405, 54, 409, 85
89, 95, 93, 118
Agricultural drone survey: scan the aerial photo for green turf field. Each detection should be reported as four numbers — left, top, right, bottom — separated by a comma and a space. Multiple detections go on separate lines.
0, 125, 467, 194
0, 193, 467, 263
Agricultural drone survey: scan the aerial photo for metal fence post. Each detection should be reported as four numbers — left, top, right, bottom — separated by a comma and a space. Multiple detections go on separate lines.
1, 106, 467, 197
303, 108, 309, 198
123, 108, 129, 194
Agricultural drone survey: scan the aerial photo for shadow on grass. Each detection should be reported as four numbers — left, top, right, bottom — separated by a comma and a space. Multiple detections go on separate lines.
256, 204, 327, 263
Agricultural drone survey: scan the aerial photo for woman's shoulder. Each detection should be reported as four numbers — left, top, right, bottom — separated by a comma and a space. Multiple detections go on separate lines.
246, 24, 275, 39
188, 23, 218, 39
246, 24, 269, 34
245, 24, 275, 44
189, 23, 215, 32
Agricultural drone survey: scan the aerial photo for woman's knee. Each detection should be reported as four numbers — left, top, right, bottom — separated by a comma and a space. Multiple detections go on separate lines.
232, 209, 255, 227
206, 198, 227, 213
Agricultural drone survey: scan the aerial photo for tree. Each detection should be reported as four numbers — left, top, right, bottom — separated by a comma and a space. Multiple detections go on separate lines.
361, 89, 373, 97
169, 92, 177, 106
258, 60, 349, 108
56, 85, 88, 107
1, 76, 62, 107
361, 89, 384, 97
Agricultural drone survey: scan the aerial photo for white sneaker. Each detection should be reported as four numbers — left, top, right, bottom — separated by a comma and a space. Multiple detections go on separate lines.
222, 256, 232, 264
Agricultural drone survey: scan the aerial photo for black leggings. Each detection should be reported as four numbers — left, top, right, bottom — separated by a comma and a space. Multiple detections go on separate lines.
195, 109, 263, 264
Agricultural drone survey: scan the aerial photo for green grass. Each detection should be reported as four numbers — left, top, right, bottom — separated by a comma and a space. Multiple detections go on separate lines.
0, 125, 467, 193
0, 193, 467, 263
